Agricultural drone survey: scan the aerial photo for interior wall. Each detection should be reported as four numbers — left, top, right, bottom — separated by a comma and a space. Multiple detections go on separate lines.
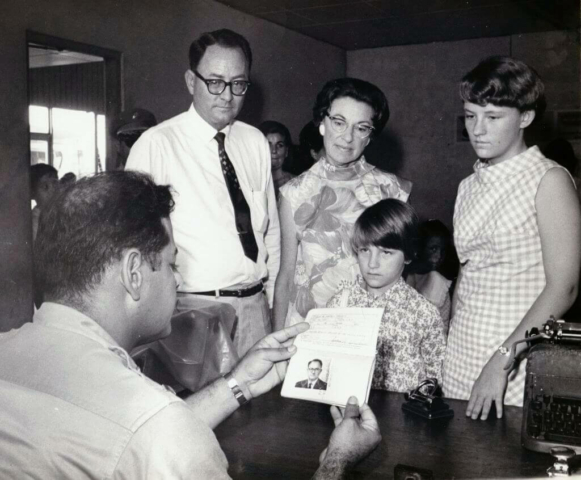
347, 30, 580, 229
0, 0, 345, 331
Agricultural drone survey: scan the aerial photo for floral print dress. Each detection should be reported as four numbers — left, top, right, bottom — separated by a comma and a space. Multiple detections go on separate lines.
327, 276, 446, 393
279, 156, 411, 326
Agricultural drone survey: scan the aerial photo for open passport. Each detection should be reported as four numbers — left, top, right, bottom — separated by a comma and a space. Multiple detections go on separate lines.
281, 308, 383, 408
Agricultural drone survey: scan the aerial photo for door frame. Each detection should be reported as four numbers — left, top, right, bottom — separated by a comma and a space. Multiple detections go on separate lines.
26, 31, 123, 172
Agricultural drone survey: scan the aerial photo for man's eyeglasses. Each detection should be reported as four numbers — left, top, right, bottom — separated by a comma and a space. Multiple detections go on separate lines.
326, 115, 374, 139
194, 71, 250, 96
308, 368, 322, 372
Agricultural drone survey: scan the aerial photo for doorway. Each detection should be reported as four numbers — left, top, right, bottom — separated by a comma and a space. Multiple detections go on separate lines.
27, 31, 122, 178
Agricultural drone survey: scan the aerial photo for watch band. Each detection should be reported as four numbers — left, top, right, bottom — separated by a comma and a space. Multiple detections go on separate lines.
223, 372, 249, 406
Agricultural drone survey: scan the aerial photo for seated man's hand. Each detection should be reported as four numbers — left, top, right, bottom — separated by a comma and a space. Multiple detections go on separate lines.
232, 322, 309, 400
315, 396, 381, 478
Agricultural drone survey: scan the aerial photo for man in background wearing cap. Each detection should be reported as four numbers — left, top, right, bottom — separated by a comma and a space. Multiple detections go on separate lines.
127, 29, 280, 358
113, 108, 157, 170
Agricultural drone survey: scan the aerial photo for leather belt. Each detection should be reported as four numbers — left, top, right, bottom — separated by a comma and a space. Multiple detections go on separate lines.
192, 282, 263, 298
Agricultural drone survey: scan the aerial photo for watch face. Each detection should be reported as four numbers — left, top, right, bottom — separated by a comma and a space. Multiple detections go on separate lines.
224, 373, 248, 405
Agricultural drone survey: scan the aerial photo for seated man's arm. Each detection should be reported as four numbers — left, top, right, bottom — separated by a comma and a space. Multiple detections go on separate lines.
184, 322, 309, 429
115, 402, 230, 479
313, 397, 382, 480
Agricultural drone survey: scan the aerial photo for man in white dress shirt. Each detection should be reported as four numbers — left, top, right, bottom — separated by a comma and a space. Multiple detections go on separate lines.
127, 29, 280, 356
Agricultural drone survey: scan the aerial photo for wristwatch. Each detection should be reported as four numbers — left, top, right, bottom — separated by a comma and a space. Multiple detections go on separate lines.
223, 372, 249, 406
498, 345, 511, 356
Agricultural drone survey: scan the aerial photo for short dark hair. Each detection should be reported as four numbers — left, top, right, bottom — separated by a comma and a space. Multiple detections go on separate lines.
308, 359, 323, 368
60, 172, 77, 186
541, 138, 578, 176
35, 171, 175, 305
299, 121, 324, 154
412, 219, 459, 280
189, 29, 252, 72
419, 219, 451, 245
313, 78, 390, 136
460, 56, 546, 118
258, 120, 292, 146
417, 219, 452, 266
351, 199, 419, 262
30, 164, 57, 196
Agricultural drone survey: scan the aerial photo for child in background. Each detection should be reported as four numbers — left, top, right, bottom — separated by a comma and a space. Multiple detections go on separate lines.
406, 220, 455, 334
327, 199, 446, 393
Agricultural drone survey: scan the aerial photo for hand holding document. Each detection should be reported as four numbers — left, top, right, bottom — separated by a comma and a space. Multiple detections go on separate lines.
281, 308, 383, 407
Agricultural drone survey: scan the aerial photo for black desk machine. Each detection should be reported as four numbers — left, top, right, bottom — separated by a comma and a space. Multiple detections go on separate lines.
522, 318, 581, 454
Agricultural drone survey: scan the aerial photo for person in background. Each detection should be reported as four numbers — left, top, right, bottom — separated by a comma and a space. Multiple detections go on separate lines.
59, 172, 77, 186
406, 219, 455, 333
258, 120, 295, 199
273, 77, 412, 330
443, 56, 581, 420
30, 163, 59, 242
293, 120, 324, 175
113, 108, 158, 170
127, 29, 280, 356
0, 171, 380, 479
327, 199, 445, 393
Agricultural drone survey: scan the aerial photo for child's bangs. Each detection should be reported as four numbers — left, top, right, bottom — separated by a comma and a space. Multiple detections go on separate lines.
352, 222, 401, 252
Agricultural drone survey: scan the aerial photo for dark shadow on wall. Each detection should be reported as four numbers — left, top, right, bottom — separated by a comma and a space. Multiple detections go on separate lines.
237, 80, 265, 127
363, 128, 405, 175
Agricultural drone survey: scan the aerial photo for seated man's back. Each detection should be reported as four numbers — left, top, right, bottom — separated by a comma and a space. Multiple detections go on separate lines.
0, 303, 228, 479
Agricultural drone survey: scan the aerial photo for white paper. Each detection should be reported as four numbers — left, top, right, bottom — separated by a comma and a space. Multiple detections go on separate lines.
281, 308, 383, 407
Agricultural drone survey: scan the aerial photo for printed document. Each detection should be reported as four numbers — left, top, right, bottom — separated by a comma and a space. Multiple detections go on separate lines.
281, 308, 383, 407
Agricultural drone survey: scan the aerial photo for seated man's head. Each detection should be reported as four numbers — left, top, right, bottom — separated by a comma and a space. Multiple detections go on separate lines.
30, 164, 58, 209
307, 359, 323, 382
35, 171, 180, 348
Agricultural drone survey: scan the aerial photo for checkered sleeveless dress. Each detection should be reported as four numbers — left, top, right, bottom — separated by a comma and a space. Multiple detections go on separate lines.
443, 146, 562, 406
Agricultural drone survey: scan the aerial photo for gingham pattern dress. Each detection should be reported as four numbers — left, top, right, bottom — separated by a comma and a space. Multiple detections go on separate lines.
443, 146, 562, 406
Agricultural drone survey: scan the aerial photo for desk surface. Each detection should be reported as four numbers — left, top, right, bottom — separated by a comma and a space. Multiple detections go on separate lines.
214, 387, 553, 479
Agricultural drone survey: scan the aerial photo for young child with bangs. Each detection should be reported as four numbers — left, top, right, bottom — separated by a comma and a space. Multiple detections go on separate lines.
326, 199, 446, 393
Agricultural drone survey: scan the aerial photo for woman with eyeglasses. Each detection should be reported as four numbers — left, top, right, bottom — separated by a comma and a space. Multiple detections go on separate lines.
273, 77, 412, 329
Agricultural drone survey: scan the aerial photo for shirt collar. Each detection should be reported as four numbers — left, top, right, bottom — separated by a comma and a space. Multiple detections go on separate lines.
34, 302, 139, 371
187, 103, 232, 144
473, 146, 541, 184
316, 156, 375, 181
356, 274, 406, 299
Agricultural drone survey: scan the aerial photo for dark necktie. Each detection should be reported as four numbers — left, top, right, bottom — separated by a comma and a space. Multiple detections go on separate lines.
215, 132, 259, 262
